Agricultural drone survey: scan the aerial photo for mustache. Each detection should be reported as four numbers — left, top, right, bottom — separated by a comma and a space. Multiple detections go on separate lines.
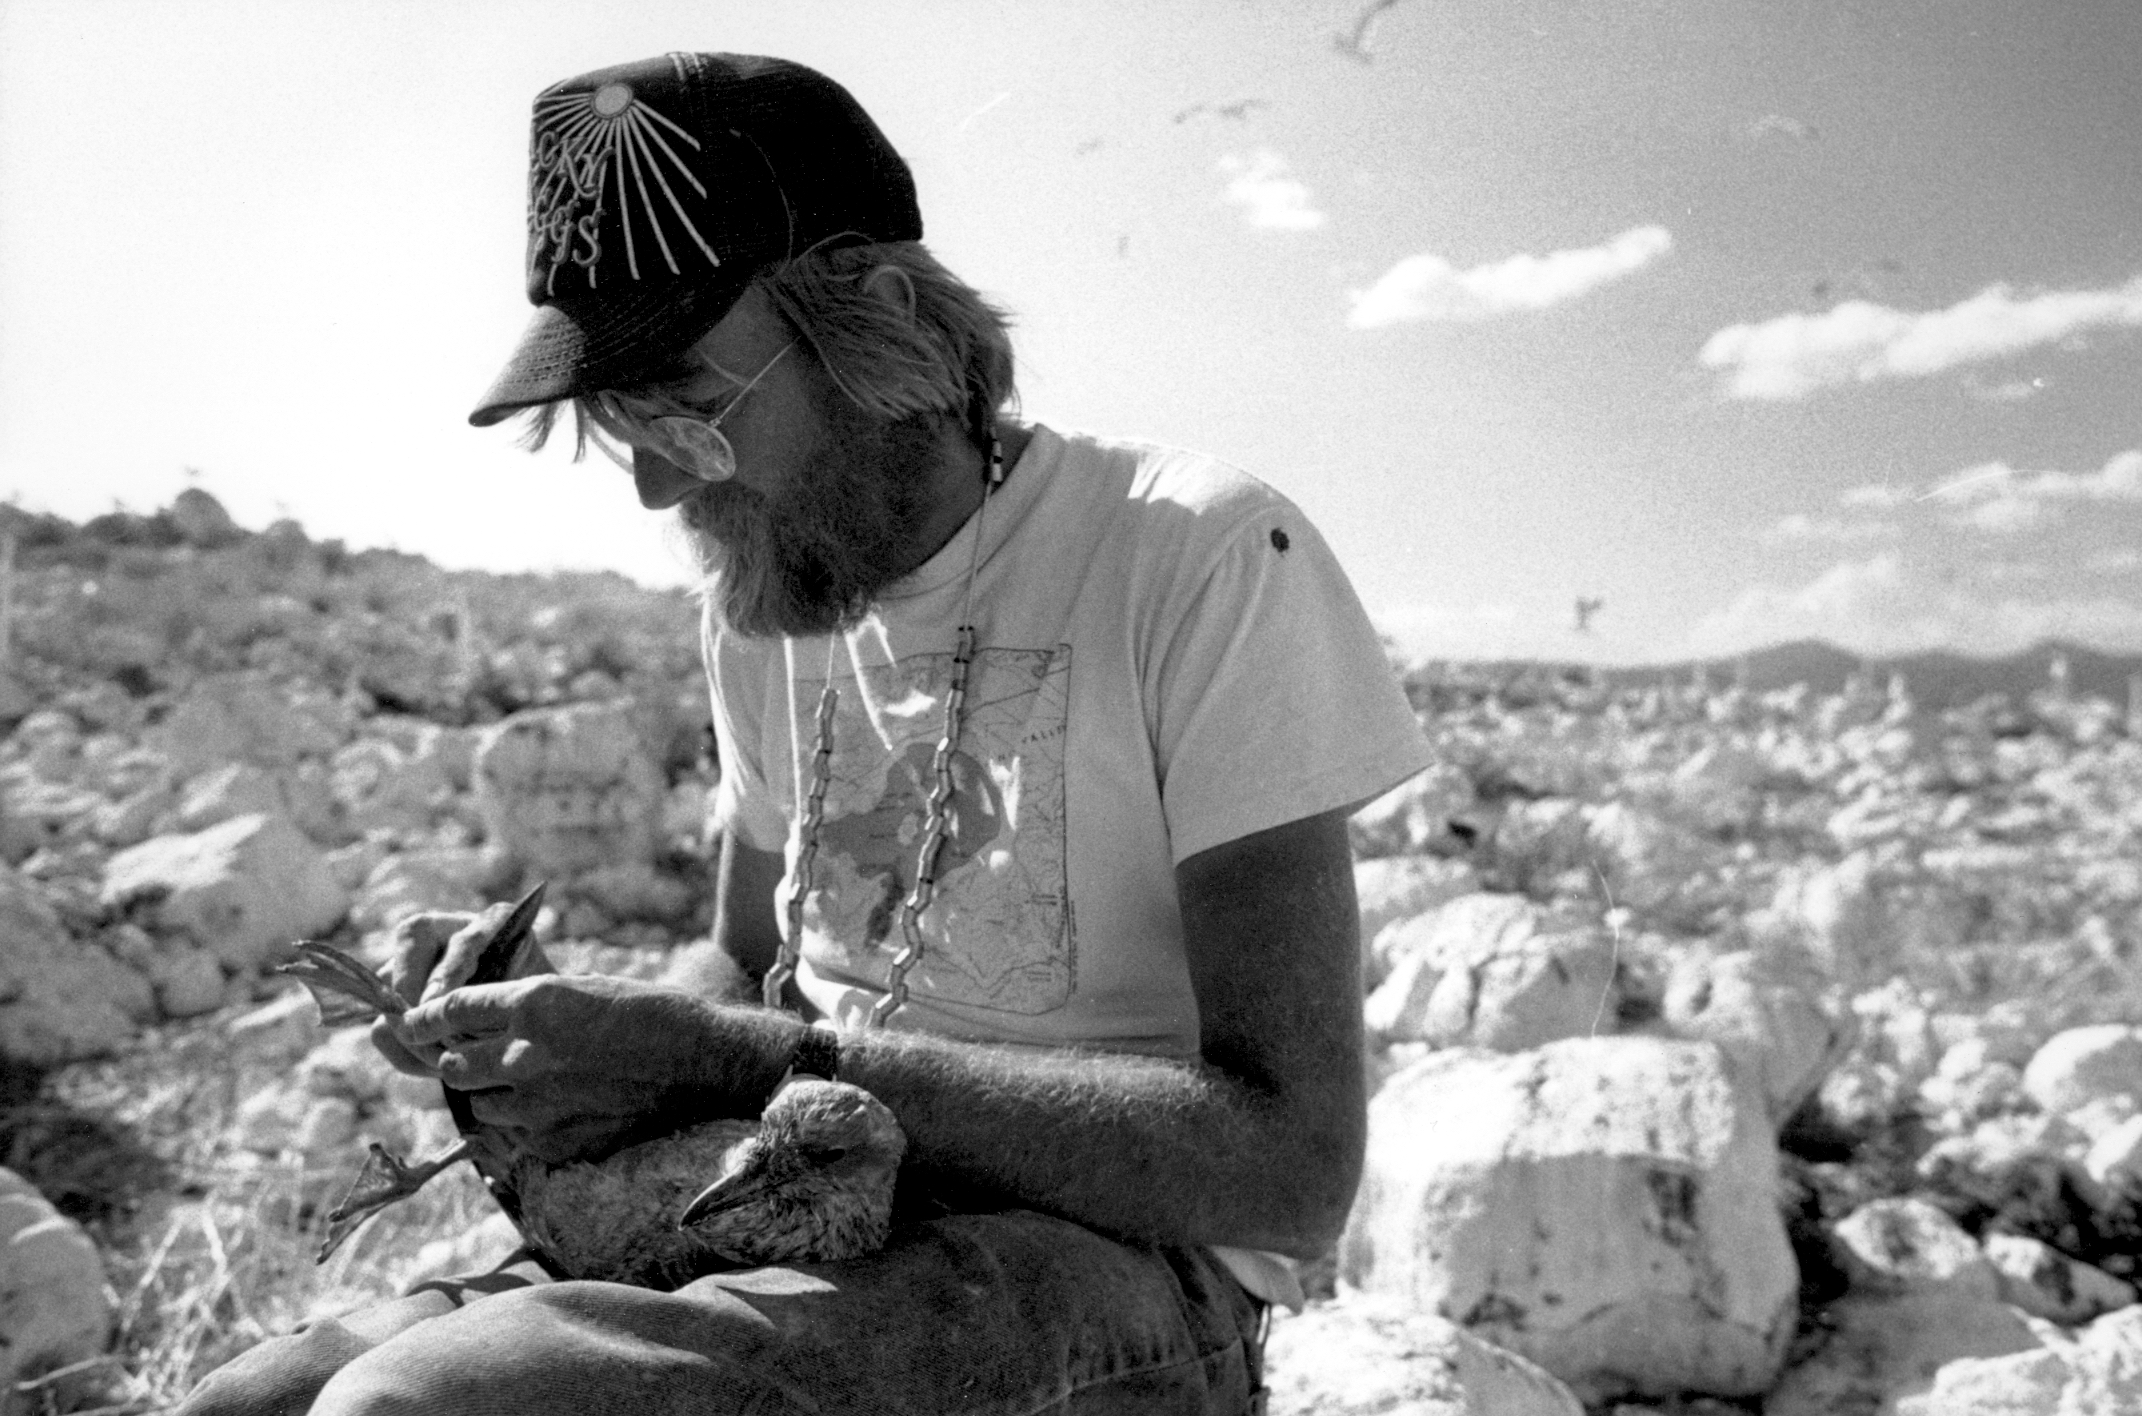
675, 415, 939, 639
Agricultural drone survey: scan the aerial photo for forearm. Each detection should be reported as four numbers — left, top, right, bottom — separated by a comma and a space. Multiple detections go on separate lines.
833, 1027, 1364, 1260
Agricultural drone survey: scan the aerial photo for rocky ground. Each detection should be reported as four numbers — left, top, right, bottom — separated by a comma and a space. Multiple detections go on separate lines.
1, 491, 2139, 1414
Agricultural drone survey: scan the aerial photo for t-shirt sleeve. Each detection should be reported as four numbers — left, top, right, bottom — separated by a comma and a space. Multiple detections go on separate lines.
704, 611, 792, 855
1149, 502, 1434, 864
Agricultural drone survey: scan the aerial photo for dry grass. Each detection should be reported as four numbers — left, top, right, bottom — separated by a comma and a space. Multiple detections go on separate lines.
8, 1014, 502, 1415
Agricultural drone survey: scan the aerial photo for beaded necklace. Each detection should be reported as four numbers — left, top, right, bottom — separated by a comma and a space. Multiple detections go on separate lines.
761, 432, 1008, 1025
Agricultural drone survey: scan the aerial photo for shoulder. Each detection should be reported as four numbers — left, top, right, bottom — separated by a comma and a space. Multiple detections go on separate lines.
1031, 426, 1307, 567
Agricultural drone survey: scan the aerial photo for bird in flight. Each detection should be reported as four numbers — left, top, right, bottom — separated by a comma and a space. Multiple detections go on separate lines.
1574, 596, 1604, 633
1332, 0, 1405, 64
1172, 97, 1269, 124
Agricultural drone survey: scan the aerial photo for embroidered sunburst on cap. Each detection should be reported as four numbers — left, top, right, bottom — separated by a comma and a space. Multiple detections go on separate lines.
470, 52, 924, 427
528, 78, 720, 293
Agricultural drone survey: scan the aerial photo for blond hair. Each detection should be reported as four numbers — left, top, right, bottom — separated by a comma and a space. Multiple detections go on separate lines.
521, 241, 1016, 458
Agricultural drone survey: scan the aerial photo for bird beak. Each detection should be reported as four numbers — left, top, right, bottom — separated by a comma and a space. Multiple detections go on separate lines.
677, 1145, 773, 1229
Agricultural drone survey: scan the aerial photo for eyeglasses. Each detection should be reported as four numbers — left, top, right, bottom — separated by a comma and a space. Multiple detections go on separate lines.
591, 341, 796, 483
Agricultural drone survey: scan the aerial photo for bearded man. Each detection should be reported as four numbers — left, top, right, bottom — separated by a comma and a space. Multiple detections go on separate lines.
180, 52, 1431, 1416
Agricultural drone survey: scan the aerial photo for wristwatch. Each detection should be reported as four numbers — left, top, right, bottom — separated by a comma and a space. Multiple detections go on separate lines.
788, 1023, 842, 1082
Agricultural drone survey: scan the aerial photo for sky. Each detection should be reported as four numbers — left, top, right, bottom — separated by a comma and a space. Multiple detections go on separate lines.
2, 0, 2137, 666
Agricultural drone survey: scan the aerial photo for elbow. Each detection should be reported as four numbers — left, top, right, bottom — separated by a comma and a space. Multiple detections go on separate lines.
1236, 1093, 1366, 1260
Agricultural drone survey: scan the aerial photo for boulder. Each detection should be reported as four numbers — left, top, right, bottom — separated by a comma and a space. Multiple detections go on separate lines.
348, 846, 496, 936
169, 762, 286, 833
0, 1169, 112, 1396
168, 486, 242, 547
147, 943, 228, 1019
2084, 1115, 2142, 1196
473, 702, 665, 874
331, 737, 454, 838
1364, 905, 1621, 1052
145, 677, 352, 779
1337, 1037, 1797, 1403
1351, 762, 1476, 860
1661, 948, 1855, 1124
1354, 856, 1481, 989
1262, 1295, 1583, 1415
101, 812, 349, 972
1890, 1304, 2142, 1415
1984, 1233, 2137, 1324
2023, 1026, 2142, 1117
0, 869, 151, 1064
1767, 1198, 2044, 1416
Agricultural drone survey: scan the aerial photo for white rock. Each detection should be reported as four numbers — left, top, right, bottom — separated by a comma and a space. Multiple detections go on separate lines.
1372, 892, 1543, 983
1892, 1303, 2142, 1415
1662, 949, 1854, 1124
169, 762, 286, 833
149, 943, 228, 1019
1831, 1197, 2000, 1300
101, 812, 349, 972
233, 1083, 315, 1156
1351, 762, 1476, 860
298, 1028, 400, 1107
473, 702, 665, 873
2084, 1115, 2142, 1195
294, 1097, 360, 1158
349, 846, 494, 935
1337, 1037, 1797, 1403
1769, 1199, 2046, 1415
225, 989, 322, 1064
2022, 1025, 2142, 1116
0, 868, 149, 1064
1984, 1233, 2137, 1324
0, 1168, 112, 1394
146, 677, 351, 779
1354, 856, 1482, 989
1363, 897, 1620, 1052
1262, 1294, 1583, 1416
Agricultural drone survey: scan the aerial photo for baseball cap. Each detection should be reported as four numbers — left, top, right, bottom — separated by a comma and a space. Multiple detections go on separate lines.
469, 52, 922, 427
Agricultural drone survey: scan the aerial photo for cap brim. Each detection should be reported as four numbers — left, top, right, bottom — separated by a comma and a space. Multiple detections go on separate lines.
467, 269, 756, 427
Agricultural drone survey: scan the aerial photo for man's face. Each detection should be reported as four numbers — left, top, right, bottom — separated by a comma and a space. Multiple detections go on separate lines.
670, 389, 941, 639
601, 284, 949, 640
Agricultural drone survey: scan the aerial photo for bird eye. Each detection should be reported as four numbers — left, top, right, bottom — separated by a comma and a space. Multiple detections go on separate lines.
802, 1144, 848, 1164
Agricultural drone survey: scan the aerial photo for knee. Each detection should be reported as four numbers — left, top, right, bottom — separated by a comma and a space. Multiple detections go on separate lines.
174, 1319, 377, 1416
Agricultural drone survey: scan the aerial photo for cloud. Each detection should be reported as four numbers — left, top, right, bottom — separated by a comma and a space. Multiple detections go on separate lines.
1762, 513, 1896, 543
1346, 225, 1672, 329
1217, 149, 1326, 231
1699, 275, 2142, 399
1838, 483, 1914, 510
1918, 450, 2142, 533
1686, 551, 2142, 658
2088, 547, 2142, 574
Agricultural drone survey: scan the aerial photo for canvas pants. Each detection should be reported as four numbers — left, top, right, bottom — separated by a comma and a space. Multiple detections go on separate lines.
175, 1210, 1268, 1416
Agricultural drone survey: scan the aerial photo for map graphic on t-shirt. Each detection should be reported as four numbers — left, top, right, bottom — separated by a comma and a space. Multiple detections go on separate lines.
799, 644, 1074, 1015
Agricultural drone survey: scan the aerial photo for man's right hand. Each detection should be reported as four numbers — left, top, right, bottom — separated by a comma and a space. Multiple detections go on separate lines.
371, 904, 556, 1078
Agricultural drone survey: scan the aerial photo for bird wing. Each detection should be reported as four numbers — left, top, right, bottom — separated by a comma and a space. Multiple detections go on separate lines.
278, 941, 399, 1026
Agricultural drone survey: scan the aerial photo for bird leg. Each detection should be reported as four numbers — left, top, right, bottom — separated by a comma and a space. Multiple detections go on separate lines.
316, 1139, 474, 1263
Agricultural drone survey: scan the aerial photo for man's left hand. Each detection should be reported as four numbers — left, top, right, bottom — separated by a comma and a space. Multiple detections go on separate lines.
396, 974, 801, 1164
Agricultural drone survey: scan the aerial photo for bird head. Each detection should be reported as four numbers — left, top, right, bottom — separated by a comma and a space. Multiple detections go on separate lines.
677, 1077, 906, 1231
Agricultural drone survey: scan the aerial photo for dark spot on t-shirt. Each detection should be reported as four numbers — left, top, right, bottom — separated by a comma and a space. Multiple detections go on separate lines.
1269, 528, 1290, 553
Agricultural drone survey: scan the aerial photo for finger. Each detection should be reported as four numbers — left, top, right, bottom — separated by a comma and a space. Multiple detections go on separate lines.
436, 1035, 515, 1090
402, 980, 525, 1046
368, 1018, 443, 1078
384, 913, 474, 1008
420, 900, 519, 1005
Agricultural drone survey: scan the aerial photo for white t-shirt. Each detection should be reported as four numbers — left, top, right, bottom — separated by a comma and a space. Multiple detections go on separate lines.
707, 424, 1433, 1054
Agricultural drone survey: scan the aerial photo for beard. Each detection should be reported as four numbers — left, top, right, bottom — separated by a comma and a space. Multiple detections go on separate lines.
678, 399, 944, 639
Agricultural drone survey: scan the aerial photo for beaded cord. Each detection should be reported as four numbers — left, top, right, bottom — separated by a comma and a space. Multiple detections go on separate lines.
762, 433, 1006, 1024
